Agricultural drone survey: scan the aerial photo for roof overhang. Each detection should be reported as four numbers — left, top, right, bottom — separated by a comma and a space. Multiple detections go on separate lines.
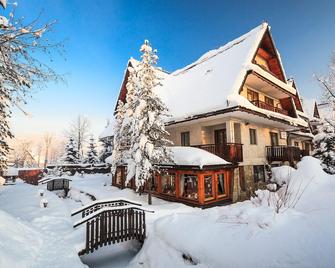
245, 71, 294, 99
166, 106, 306, 130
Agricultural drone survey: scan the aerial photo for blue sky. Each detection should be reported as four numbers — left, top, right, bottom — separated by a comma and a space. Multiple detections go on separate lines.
7, 0, 335, 140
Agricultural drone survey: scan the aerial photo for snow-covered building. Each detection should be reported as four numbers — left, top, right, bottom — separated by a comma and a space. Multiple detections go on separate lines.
106, 22, 318, 205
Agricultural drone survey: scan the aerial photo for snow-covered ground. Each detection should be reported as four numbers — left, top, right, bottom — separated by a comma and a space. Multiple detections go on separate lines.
1, 157, 334, 267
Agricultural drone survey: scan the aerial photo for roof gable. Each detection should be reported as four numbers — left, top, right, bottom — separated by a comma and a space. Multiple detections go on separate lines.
252, 29, 287, 82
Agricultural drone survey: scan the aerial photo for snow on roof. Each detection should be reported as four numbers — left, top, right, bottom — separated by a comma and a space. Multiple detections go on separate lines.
105, 146, 230, 168
155, 23, 268, 122
125, 23, 302, 127
38, 177, 71, 184
164, 146, 230, 168
99, 119, 115, 140
2, 167, 18, 176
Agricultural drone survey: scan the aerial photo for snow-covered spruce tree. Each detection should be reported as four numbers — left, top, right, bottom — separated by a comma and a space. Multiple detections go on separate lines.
110, 65, 138, 177
313, 119, 335, 174
125, 40, 172, 204
63, 137, 79, 164
85, 136, 99, 164
0, 2, 62, 174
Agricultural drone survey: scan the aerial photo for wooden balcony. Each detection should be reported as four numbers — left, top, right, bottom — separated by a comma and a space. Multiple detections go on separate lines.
266, 146, 302, 163
192, 143, 243, 163
251, 100, 289, 116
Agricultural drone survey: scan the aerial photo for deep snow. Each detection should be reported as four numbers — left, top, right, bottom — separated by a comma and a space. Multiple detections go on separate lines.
0, 157, 334, 268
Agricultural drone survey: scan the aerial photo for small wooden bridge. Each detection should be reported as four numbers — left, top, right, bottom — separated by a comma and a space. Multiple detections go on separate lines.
71, 199, 153, 255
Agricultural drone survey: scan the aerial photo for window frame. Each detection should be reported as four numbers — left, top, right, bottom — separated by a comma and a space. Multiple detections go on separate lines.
253, 165, 265, 183
249, 128, 257, 145
181, 131, 190, 146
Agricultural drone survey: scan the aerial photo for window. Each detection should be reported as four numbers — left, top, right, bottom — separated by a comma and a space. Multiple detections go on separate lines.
247, 89, 259, 102
249, 129, 257, 145
253, 165, 265, 183
264, 96, 274, 107
181, 132, 190, 146
234, 123, 241, 143
294, 141, 299, 147
270, 132, 279, 146
161, 173, 176, 195
217, 173, 226, 197
204, 175, 214, 200
180, 174, 198, 200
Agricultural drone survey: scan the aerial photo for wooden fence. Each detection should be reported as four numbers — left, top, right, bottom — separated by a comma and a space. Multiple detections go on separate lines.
72, 200, 153, 255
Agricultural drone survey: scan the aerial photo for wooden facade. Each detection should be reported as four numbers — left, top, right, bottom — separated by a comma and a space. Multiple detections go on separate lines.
112, 165, 235, 207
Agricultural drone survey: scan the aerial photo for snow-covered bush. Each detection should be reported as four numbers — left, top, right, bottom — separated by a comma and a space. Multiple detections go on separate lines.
313, 120, 335, 174
253, 158, 318, 213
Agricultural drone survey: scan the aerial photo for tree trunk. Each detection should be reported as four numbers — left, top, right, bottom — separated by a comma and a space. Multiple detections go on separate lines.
148, 179, 152, 205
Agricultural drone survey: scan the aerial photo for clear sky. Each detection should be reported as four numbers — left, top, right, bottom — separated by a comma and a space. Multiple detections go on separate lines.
6, 0, 335, 141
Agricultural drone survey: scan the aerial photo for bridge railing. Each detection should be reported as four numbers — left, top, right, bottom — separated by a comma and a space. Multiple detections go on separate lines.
71, 198, 142, 218
73, 206, 153, 255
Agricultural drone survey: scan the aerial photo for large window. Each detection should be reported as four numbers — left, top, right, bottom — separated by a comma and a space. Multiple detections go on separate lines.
181, 132, 190, 146
180, 174, 198, 200
249, 129, 257, 145
253, 165, 265, 183
204, 175, 214, 200
161, 173, 176, 195
217, 173, 226, 197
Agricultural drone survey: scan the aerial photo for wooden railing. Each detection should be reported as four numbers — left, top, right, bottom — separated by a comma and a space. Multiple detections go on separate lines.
266, 146, 302, 163
74, 206, 150, 255
192, 143, 243, 163
251, 100, 289, 116
71, 199, 142, 218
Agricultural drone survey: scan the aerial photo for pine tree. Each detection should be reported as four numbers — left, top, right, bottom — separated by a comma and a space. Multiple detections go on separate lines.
110, 100, 126, 175
313, 119, 335, 174
86, 136, 99, 164
63, 137, 79, 164
125, 40, 172, 204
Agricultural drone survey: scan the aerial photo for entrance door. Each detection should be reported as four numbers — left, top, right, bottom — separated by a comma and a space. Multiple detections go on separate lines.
214, 129, 227, 157
214, 129, 227, 144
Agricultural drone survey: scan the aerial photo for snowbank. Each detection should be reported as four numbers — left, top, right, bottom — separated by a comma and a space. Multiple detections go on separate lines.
129, 157, 335, 268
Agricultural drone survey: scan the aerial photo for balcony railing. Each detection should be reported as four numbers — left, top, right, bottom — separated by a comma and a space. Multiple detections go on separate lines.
251, 100, 289, 116
192, 143, 243, 163
266, 146, 302, 163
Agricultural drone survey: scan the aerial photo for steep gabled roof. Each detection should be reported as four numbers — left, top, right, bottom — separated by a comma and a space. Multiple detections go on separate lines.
156, 23, 267, 121
115, 23, 307, 128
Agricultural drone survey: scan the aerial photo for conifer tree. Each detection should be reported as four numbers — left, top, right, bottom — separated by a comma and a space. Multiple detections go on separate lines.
313, 119, 335, 174
86, 136, 99, 164
63, 137, 79, 164
125, 40, 172, 204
